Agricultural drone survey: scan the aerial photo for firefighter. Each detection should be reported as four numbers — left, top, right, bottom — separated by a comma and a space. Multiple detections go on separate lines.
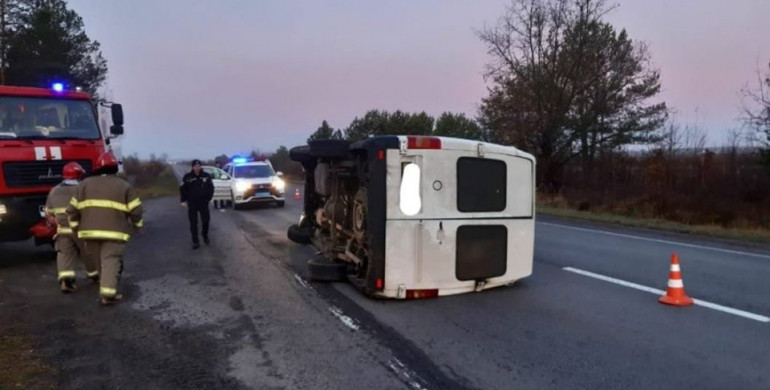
66, 152, 143, 306
45, 162, 99, 293
180, 159, 214, 249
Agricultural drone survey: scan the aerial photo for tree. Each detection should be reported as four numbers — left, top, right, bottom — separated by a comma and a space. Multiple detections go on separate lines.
307, 120, 342, 143
477, 0, 667, 192
433, 112, 485, 140
741, 61, 770, 168
213, 154, 229, 167
4, 0, 107, 94
0, 0, 30, 84
269, 145, 291, 173
343, 110, 435, 141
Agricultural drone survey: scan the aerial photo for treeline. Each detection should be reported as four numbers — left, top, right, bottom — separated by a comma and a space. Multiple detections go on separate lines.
553, 126, 770, 229
307, 110, 484, 143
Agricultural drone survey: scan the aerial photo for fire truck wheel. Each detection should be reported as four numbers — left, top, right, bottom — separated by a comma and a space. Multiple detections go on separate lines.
307, 256, 347, 282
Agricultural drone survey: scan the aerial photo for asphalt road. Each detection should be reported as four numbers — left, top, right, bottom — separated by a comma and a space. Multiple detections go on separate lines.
228, 181, 770, 390
2, 168, 769, 389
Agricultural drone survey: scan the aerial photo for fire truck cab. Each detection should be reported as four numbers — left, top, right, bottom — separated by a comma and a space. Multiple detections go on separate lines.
0, 84, 124, 244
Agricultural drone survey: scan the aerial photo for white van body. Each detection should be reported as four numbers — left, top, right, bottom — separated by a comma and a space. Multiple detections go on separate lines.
288, 135, 535, 299
377, 137, 535, 298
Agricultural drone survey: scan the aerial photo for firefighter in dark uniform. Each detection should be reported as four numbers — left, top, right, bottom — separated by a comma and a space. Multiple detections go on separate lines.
180, 159, 214, 249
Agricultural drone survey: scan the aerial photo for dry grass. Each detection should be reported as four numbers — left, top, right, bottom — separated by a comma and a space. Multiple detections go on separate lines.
0, 332, 55, 389
537, 203, 770, 244
127, 167, 179, 199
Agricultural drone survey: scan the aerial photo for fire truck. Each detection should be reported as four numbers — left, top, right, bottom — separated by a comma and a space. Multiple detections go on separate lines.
0, 83, 124, 245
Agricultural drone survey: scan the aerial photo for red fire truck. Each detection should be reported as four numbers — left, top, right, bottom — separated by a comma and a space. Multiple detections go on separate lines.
0, 83, 124, 245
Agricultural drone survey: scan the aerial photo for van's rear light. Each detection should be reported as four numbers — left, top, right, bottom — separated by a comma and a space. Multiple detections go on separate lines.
405, 289, 439, 299
407, 136, 441, 149
377, 150, 385, 160
376, 278, 384, 289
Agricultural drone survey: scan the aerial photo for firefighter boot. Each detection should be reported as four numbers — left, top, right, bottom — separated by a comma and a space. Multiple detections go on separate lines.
100, 294, 123, 306
60, 279, 78, 293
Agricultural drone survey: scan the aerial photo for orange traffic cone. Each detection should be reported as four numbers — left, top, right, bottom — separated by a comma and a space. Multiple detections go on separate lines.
294, 188, 301, 200
659, 253, 693, 306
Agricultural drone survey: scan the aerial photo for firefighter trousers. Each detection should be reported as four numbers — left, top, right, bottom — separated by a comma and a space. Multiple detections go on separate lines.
84, 240, 125, 297
55, 235, 99, 281
188, 202, 210, 244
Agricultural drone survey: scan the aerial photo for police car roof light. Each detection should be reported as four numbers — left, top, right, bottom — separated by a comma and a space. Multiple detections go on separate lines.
52, 83, 64, 92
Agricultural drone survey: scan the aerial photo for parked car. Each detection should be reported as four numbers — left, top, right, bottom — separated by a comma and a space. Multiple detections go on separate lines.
202, 165, 232, 208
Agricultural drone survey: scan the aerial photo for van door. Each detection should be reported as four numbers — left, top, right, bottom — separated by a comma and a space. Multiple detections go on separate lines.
383, 139, 534, 292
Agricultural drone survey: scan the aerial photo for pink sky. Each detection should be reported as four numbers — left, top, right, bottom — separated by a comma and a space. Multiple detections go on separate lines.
68, 0, 770, 159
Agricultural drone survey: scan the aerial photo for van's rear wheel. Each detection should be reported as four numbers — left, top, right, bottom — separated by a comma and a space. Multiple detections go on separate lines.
287, 224, 313, 245
307, 256, 347, 282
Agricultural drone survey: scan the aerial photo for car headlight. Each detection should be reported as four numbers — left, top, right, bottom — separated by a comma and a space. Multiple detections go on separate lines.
234, 181, 251, 192
272, 178, 285, 191
0, 204, 7, 215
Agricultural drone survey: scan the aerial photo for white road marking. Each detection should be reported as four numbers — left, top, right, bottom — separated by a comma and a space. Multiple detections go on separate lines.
293, 274, 313, 291
563, 267, 770, 323
387, 358, 429, 390
540, 222, 770, 260
328, 306, 360, 330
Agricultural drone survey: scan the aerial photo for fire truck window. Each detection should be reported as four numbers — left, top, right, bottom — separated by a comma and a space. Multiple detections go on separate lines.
457, 157, 506, 212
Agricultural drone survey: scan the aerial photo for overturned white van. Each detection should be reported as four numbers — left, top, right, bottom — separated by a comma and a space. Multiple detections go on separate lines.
287, 135, 535, 299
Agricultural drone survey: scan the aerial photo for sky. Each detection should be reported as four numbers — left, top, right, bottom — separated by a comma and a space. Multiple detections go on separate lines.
67, 0, 770, 159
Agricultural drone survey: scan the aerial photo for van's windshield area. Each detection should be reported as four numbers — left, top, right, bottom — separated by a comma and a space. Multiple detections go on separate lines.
0, 97, 100, 140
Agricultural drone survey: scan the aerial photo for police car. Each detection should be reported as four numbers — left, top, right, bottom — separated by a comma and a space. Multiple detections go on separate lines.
222, 157, 286, 209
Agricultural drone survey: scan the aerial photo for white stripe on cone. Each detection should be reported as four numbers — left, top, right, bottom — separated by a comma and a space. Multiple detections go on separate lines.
668, 279, 684, 288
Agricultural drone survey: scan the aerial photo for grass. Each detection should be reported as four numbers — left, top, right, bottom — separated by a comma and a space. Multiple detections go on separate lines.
131, 167, 179, 199
537, 204, 770, 245
0, 331, 55, 389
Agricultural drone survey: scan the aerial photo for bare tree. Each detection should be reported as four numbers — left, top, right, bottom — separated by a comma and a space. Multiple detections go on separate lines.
477, 0, 667, 192
741, 61, 770, 166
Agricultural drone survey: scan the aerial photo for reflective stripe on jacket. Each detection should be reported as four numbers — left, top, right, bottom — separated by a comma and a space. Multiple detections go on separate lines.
66, 175, 143, 242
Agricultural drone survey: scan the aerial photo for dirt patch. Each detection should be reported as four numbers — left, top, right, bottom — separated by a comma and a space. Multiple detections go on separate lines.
0, 329, 56, 389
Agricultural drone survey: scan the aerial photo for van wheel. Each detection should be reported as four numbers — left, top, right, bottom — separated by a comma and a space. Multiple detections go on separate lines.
307, 256, 347, 282
276, 201, 285, 208
287, 224, 312, 245
290, 145, 314, 164
308, 140, 350, 159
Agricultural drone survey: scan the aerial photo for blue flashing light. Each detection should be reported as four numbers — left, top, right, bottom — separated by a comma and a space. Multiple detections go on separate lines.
232, 157, 248, 164
52, 83, 64, 92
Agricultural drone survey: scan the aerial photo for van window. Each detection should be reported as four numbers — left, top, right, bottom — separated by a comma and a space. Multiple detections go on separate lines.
399, 163, 422, 216
457, 157, 506, 212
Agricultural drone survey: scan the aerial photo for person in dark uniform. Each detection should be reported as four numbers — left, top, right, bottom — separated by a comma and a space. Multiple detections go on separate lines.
180, 159, 214, 249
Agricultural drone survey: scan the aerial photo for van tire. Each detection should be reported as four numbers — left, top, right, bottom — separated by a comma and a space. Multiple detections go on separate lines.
276, 201, 285, 208
308, 140, 350, 159
287, 224, 313, 245
307, 256, 347, 282
290, 145, 314, 164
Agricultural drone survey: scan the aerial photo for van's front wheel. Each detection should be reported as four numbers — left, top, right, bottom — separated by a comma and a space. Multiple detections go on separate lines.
307, 256, 347, 282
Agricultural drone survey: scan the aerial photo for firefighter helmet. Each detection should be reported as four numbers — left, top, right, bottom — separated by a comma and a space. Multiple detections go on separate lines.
95, 152, 118, 171
62, 162, 85, 180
